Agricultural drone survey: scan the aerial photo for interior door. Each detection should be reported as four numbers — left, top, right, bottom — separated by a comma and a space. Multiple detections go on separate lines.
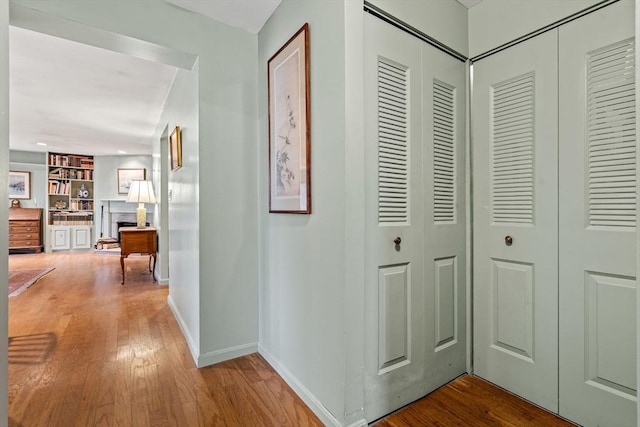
558, 2, 637, 426
364, 15, 426, 421
364, 14, 467, 422
421, 41, 467, 392
472, 30, 559, 411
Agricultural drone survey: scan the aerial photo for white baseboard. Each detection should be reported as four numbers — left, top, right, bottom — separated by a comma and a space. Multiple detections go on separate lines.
197, 342, 258, 368
259, 344, 363, 427
166, 294, 199, 365
157, 278, 169, 286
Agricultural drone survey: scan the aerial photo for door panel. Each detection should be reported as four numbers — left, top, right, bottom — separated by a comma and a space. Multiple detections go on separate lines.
364, 14, 467, 422
473, 30, 559, 411
558, 2, 636, 425
364, 15, 425, 421
422, 42, 467, 391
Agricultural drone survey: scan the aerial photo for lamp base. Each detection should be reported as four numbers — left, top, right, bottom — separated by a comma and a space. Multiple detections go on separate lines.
136, 204, 147, 228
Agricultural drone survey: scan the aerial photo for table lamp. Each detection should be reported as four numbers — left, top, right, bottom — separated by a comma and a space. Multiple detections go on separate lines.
126, 180, 156, 228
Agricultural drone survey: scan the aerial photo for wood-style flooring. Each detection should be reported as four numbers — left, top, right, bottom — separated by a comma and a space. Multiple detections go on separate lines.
8, 251, 574, 426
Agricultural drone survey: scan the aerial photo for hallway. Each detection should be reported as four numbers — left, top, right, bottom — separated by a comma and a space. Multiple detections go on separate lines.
7, 252, 321, 426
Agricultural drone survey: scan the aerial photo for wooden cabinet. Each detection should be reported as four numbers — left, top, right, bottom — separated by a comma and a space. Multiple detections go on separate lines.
119, 227, 157, 284
9, 208, 43, 253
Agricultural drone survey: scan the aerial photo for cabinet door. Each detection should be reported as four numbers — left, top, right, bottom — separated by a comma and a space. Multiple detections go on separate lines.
50, 227, 70, 251
71, 226, 92, 249
558, 2, 636, 425
472, 30, 559, 411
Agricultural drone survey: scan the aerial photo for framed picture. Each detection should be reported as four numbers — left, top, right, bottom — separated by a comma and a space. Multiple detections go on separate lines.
170, 126, 182, 171
117, 168, 146, 194
268, 23, 311, 214
8, 171, 31, 199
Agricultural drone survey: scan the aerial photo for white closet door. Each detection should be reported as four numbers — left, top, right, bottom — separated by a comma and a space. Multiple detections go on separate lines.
472, 30, 559, 411
363, 14, 467, 422
558, 2, 637, 426
364, 14, 426, 421
421, 42, 467, 391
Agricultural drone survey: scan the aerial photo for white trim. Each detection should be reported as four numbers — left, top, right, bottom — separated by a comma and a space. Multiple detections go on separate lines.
167, 294, 199, 365
157, 278, 169, 286
197, 342, 258, 368
258, 345, 363, 427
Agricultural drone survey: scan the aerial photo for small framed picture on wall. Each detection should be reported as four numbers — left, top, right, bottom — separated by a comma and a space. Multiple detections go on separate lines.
8, 171, 31, 199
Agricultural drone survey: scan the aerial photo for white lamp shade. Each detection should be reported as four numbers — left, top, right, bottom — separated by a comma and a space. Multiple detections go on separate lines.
126, 180, 156, 204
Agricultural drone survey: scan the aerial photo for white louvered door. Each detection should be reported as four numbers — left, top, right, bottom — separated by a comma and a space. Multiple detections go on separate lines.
364, 16, 426, 421
364, 14, 466, 422
472, 30, 559, 412
558, 2, 636, 425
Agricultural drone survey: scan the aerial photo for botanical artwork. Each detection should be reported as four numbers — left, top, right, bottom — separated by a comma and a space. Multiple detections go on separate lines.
274, 61, 301, 198
8, 171, 31, 199
268, 23, 311, 213
117, 168, 146, 194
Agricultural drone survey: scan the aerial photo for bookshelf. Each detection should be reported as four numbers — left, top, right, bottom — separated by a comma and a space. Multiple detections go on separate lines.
47, 152, 94, 250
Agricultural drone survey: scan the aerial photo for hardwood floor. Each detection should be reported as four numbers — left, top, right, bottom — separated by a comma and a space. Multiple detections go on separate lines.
8, 252, 321, 427
374, 376, 575, 426
8, 251, 574, 426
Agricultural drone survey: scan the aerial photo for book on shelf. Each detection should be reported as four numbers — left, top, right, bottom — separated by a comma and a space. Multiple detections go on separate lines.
49, 211, 94, 225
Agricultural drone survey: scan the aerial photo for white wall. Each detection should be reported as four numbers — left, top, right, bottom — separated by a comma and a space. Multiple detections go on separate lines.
154, 62, 201, 360
94, 155, 153, 239
8, 150, 46, 210
468, 0, 602, 57
367, 0, 469, 56
9, 0, 259, 367
258, 0, 349, 424
0, 1, 9, 425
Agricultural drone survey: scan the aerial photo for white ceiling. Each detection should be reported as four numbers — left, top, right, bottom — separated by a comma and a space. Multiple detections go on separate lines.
10, 0, 478, 157
10, 26, 178, 156
9, 0, 281, 157
165, 0, 282, 33
456, 0, 484, 8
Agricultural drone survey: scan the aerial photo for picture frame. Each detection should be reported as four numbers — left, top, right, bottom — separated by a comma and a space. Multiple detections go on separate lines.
8, 171, 31, 199
170, 126, 182, 172
117, 168, 146, 194
268, 23, 311, 214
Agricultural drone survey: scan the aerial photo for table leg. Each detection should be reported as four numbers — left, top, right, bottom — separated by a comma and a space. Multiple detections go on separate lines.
120, 255, 125, 284
151, 254, 157, 282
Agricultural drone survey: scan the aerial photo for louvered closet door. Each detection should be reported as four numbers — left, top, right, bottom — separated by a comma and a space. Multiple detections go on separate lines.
364, 14, 426, 422
472, 30, 559, 412
558, 2, 636, 425
363, 14, 467, 422
422, 42, 467, 393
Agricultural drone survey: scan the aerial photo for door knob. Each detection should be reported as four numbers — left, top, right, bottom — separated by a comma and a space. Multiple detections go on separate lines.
505, 235, 513, 246
394, 237, 402, 245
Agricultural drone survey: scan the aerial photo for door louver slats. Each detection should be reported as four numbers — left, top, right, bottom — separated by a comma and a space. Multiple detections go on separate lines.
433, 80, 456, 224
491, 73, 535, 224
587, 39, 636, 228
378, 59, 409, 224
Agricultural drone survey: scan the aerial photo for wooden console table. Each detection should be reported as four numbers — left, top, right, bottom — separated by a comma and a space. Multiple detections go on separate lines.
119, 226, 157, 284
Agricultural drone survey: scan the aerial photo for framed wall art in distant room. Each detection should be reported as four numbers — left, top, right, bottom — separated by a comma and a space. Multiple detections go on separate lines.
170, 126, 182, 172
268, 23, 311, 214
117, 168, 146, 194
8, 171, 31, 199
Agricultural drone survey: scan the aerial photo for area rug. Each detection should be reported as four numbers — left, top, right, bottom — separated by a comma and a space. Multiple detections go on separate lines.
8, 267, 55, 297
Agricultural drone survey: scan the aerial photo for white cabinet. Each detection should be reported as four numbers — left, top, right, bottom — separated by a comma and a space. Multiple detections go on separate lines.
71, 226, 92, 249
50, 226, 70, 251
49, 225, 92, 251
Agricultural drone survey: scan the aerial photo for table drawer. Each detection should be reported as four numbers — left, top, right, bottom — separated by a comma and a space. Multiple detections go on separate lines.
9, 231, 40, 240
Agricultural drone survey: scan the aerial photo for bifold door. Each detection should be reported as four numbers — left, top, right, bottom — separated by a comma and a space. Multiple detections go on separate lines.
558, 2, 636, 426
473, 2, 636, 425
472, 30, 559, 412
364, 14, 467, 422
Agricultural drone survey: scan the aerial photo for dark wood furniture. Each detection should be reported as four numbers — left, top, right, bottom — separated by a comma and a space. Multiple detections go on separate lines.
119, 226, 157, 284
9, 207, 43, 253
